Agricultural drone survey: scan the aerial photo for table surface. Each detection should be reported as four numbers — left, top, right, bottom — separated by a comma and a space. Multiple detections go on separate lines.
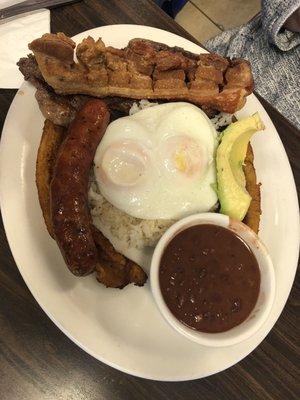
0, 1, 299, 399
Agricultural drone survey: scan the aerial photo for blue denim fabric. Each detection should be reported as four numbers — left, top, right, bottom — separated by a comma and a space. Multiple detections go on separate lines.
205, 0, 300, 128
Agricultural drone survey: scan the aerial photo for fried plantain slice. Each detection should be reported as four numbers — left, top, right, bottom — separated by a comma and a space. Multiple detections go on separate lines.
92, 226, 147, 288
243, 143, 261, 234
36, 120, 66, 238
96, 259, 147, 289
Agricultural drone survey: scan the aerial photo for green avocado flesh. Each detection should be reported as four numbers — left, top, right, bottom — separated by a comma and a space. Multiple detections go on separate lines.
216, 113, 265, 221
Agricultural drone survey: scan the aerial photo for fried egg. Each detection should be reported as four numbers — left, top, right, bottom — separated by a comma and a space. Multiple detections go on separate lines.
94, 102, 218, 220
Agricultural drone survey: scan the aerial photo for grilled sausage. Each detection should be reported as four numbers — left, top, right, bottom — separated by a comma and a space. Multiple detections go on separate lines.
50, 100, 110, 276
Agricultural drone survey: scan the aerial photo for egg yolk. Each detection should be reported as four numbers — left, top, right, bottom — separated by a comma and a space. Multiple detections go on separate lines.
161, 135, 208, 180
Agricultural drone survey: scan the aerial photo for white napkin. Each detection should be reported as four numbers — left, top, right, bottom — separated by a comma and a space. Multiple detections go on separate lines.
0, 8, 50, 88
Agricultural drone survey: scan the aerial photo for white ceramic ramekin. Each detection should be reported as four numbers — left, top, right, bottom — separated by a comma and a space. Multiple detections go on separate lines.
150, 213, 275, 347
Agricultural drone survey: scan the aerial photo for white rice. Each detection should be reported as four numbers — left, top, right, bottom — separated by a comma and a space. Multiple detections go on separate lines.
210, 112, 234, 131
129, 99, 159, 115
130, 99, 233, 131
89, 181, 175, 249
88, 100, 233, 251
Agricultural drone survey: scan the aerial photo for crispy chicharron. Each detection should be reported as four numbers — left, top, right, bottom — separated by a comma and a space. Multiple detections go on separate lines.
28, 33, 254, 114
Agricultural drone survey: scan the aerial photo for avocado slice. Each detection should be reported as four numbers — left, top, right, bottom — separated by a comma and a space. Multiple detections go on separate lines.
216, 113, 265, 220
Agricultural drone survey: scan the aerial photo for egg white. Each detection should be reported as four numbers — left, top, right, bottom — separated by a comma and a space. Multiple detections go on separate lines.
94, 102, 218, 220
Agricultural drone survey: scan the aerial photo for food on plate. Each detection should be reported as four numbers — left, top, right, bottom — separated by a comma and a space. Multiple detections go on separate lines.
27, 33, 253, 114
159, 224, 260, 333
18, 33, 263, 290
216, 113, 264, 221
36, 103, 262, 289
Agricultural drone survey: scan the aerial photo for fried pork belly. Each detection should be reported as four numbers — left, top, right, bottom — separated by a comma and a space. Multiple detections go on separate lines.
18, 54, 44, 87
18, 54, 139, 125
28, 33, 254, 114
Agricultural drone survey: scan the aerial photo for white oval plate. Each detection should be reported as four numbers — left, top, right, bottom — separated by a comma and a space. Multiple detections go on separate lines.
0, 25, 299, 381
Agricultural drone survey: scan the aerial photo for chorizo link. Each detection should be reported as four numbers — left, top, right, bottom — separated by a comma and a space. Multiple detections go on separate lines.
51, 100, 110, 276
